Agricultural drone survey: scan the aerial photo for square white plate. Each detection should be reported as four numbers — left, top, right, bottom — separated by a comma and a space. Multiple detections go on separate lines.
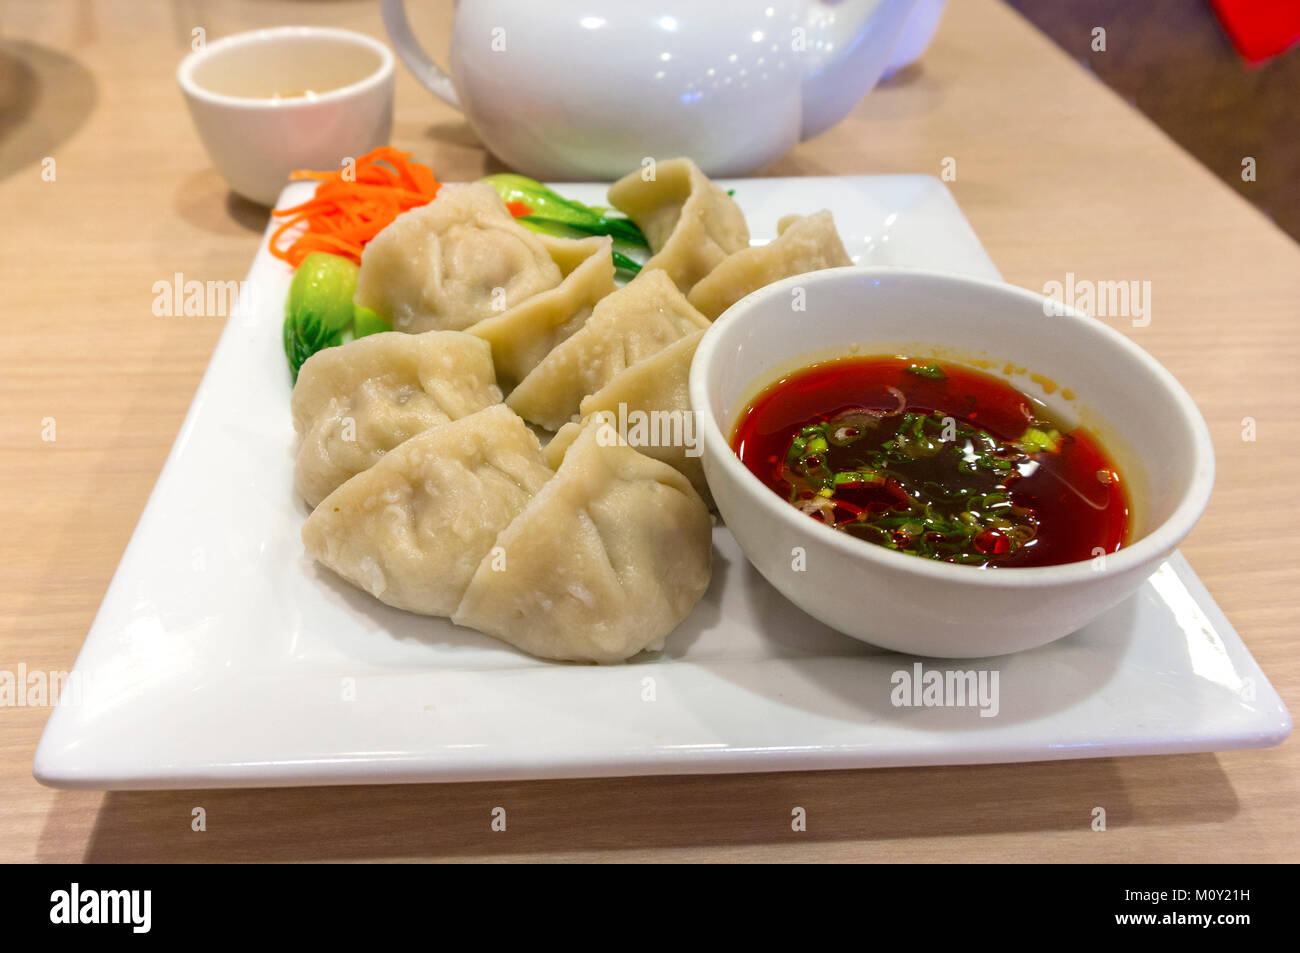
35, 175, 1290, 788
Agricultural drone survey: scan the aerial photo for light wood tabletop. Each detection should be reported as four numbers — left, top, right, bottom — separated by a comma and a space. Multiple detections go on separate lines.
2, 0, 1296, 863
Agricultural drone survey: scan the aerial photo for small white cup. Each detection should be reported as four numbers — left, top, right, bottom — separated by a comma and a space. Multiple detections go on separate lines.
178, 26, 394, 206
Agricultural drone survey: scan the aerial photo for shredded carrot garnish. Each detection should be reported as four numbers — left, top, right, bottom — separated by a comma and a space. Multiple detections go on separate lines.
270, 146, 441, 267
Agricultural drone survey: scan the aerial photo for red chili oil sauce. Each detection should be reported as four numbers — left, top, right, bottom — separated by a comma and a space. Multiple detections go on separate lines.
730, 356, 1130, 568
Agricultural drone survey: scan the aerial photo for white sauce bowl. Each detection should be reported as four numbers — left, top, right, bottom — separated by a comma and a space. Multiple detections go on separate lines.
689, 267, 1215, 657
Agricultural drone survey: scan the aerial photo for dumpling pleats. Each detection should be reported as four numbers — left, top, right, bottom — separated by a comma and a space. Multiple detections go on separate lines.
686, 209, 853, 320
467, 234, 616, 390
506, 270, 709, 430
291, 331, 502, 508
355, 182, 562, 332
542, 421, 583, 470
302, 405, 552, 616
607, 158, 749, 296
453, 416, 712, 663
576, 328, 711, 505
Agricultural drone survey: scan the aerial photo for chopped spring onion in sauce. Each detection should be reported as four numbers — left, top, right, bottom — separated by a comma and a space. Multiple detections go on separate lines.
731, 356, 1130, 568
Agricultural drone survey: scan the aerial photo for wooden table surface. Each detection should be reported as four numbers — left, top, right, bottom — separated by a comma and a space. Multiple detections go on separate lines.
2, 0, 1296, 863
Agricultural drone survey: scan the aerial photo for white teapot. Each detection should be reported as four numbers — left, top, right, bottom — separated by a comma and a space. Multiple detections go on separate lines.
381, 0, 918, 179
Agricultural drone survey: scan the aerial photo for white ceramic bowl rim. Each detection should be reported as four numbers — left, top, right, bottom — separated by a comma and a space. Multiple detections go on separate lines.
689, 266, 1216, 589
176, 26, 395, 109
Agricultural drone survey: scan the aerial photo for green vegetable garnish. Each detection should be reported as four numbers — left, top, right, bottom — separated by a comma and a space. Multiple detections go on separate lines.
781, 408, 1041, 564
906, 362, 947, 380
611, 250, 643, 276
283, 252, 391, 382
351, 306, 390, 339
481, 173, 647, 277
1017, 426, 1062, 454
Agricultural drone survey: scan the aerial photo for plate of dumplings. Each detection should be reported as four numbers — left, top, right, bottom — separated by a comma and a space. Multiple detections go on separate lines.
294, 158, 856, 664
59, 159, 1202, 789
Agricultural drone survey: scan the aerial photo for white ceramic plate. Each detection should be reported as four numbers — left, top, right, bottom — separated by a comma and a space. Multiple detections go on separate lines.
35, 175, 1290, 788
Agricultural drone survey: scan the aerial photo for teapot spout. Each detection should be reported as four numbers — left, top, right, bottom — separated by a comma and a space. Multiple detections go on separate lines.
799, 0, 916, 140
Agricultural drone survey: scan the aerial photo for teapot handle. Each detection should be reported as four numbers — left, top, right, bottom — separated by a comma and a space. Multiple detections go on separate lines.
379, 0, 461, 109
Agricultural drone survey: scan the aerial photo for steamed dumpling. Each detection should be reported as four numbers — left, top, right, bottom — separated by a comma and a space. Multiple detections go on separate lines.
355, 182, 562, 332
467, 235, 616, 390
453, 415, 712, 663
576, 328, 710, 504
506, 270, 709, 430
686, 210, 853, 320
542, 421, 583, 470
302, 404, 552, 616
292, 331, 502, 508
607, 157, 749, 295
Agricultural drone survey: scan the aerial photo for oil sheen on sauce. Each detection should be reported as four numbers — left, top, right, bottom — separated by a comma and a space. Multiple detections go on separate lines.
731, 356, 1130, 568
